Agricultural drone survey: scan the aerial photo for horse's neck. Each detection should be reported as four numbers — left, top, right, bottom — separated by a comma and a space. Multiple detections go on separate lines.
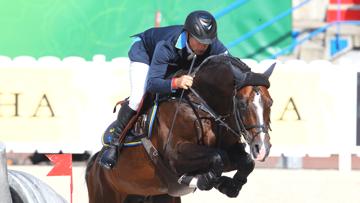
193, 69, 234, 115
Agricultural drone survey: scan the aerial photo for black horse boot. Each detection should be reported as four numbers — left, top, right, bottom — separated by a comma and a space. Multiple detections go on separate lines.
98, 103, 136, 169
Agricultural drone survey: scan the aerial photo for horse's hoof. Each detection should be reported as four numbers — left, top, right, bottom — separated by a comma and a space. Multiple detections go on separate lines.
224, 187, 240, 198
196, 172, 217, 191
215, 176, 241, 198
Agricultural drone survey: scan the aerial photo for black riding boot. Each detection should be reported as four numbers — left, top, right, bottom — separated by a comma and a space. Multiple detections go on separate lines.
98, 103, 136, 169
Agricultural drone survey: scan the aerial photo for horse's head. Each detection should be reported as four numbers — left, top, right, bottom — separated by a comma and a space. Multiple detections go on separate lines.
234, 64, 275, 161
192, 55, 275, 162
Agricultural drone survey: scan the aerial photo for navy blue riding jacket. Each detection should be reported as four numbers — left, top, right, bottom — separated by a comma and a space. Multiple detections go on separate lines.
128, 25, 228, 94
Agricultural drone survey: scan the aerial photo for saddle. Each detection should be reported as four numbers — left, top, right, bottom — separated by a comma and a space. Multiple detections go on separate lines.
114, 92, 197, 196
116, 93, 174, 146
119, 69, 189, 146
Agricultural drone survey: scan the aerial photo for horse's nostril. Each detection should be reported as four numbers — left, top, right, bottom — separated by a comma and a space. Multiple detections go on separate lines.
254, 144, 260, 154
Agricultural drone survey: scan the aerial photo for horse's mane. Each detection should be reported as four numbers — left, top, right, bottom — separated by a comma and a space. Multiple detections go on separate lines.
172, 54, 250, 78
194, 54, 270, 89
194, 54, 251, 74
169, 54, 270, 90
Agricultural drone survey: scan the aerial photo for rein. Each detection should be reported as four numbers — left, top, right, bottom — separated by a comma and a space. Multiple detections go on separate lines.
164, 55, 197, 152
189, 87, 247, 141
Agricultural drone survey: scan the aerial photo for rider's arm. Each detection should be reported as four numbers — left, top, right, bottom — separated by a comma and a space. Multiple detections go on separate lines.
146, 41, 177, 94
171, 75, 193, 90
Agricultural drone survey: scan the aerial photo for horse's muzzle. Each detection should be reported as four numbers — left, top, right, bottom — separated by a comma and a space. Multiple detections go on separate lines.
250, 133, 271, 162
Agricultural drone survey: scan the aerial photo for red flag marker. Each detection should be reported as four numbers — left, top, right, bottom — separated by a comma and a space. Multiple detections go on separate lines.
46, 154, 73, 203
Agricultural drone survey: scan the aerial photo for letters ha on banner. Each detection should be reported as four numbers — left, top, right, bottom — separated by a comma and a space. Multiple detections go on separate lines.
0, 66, 80, 145
0, 57, 131, 153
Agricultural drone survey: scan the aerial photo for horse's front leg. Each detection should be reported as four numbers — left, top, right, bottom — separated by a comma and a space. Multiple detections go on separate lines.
214, 142, 255, 198
169, 142, 229, 191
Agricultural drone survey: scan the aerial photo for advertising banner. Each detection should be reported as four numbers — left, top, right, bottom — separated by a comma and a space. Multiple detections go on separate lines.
0, 59, 357, 154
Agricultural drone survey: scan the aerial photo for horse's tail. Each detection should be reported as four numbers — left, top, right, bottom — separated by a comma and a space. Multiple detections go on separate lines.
85, 151, 100, 181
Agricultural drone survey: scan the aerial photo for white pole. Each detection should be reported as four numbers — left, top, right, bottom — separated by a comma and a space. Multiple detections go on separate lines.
339, 151, 352, 172
0, 142, 12, 203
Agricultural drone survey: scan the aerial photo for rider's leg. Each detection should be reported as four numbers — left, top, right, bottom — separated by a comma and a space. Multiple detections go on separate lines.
99, 61, 149, 169
98, 102, 136, 169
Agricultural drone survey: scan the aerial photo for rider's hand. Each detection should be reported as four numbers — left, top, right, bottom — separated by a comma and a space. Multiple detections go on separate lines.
173, 75, 193, 90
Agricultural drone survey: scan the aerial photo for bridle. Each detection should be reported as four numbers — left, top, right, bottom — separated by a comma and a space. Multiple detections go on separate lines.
188, 85, 269, 144
232, 86, 270, 143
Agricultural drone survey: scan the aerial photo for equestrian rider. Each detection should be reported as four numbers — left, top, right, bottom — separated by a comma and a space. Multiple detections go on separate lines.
99, 10, 229, 169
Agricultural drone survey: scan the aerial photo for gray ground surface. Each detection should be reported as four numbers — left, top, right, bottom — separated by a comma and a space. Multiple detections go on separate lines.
8, 165, 360, 203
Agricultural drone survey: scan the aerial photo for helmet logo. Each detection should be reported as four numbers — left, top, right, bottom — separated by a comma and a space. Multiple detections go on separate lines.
199, 18, 212, 30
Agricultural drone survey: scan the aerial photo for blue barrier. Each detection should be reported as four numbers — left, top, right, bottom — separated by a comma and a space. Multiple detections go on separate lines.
213, 0, 250, 19
271, 21, 360, 59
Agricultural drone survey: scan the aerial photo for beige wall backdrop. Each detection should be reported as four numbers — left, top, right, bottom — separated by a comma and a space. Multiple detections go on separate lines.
268, 60, 357, 154
0, 57, 359, 156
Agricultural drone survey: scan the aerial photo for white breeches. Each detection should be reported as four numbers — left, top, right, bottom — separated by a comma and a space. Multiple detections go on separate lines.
128, 61, 149, 111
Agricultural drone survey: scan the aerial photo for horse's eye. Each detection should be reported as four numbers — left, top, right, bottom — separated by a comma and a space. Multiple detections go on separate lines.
238, 100, 248, 111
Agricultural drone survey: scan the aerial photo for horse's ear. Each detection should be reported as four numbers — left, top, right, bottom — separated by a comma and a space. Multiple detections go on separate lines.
263, 63, 276, 79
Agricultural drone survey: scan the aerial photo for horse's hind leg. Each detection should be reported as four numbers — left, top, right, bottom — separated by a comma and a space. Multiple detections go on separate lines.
215, 143, 255, 197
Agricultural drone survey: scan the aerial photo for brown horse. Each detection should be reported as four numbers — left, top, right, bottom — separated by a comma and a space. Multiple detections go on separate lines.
86, 55, 274, 203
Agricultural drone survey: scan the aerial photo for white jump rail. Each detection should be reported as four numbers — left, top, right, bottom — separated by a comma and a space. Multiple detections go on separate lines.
0, 142, 12, 203
0, 142, 67, 203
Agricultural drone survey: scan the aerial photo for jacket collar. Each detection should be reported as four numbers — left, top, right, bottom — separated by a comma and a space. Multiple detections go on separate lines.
175, 31, 187, 49
175, 31, 195, 56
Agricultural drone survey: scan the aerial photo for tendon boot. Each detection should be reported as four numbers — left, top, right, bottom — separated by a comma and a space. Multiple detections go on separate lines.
98, 103, 136, 169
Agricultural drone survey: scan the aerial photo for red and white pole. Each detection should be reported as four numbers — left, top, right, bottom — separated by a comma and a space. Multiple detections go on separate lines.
155, 11, 162, 27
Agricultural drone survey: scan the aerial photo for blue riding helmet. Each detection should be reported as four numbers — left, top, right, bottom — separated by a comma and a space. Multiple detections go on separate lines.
184, 10, 217, 45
